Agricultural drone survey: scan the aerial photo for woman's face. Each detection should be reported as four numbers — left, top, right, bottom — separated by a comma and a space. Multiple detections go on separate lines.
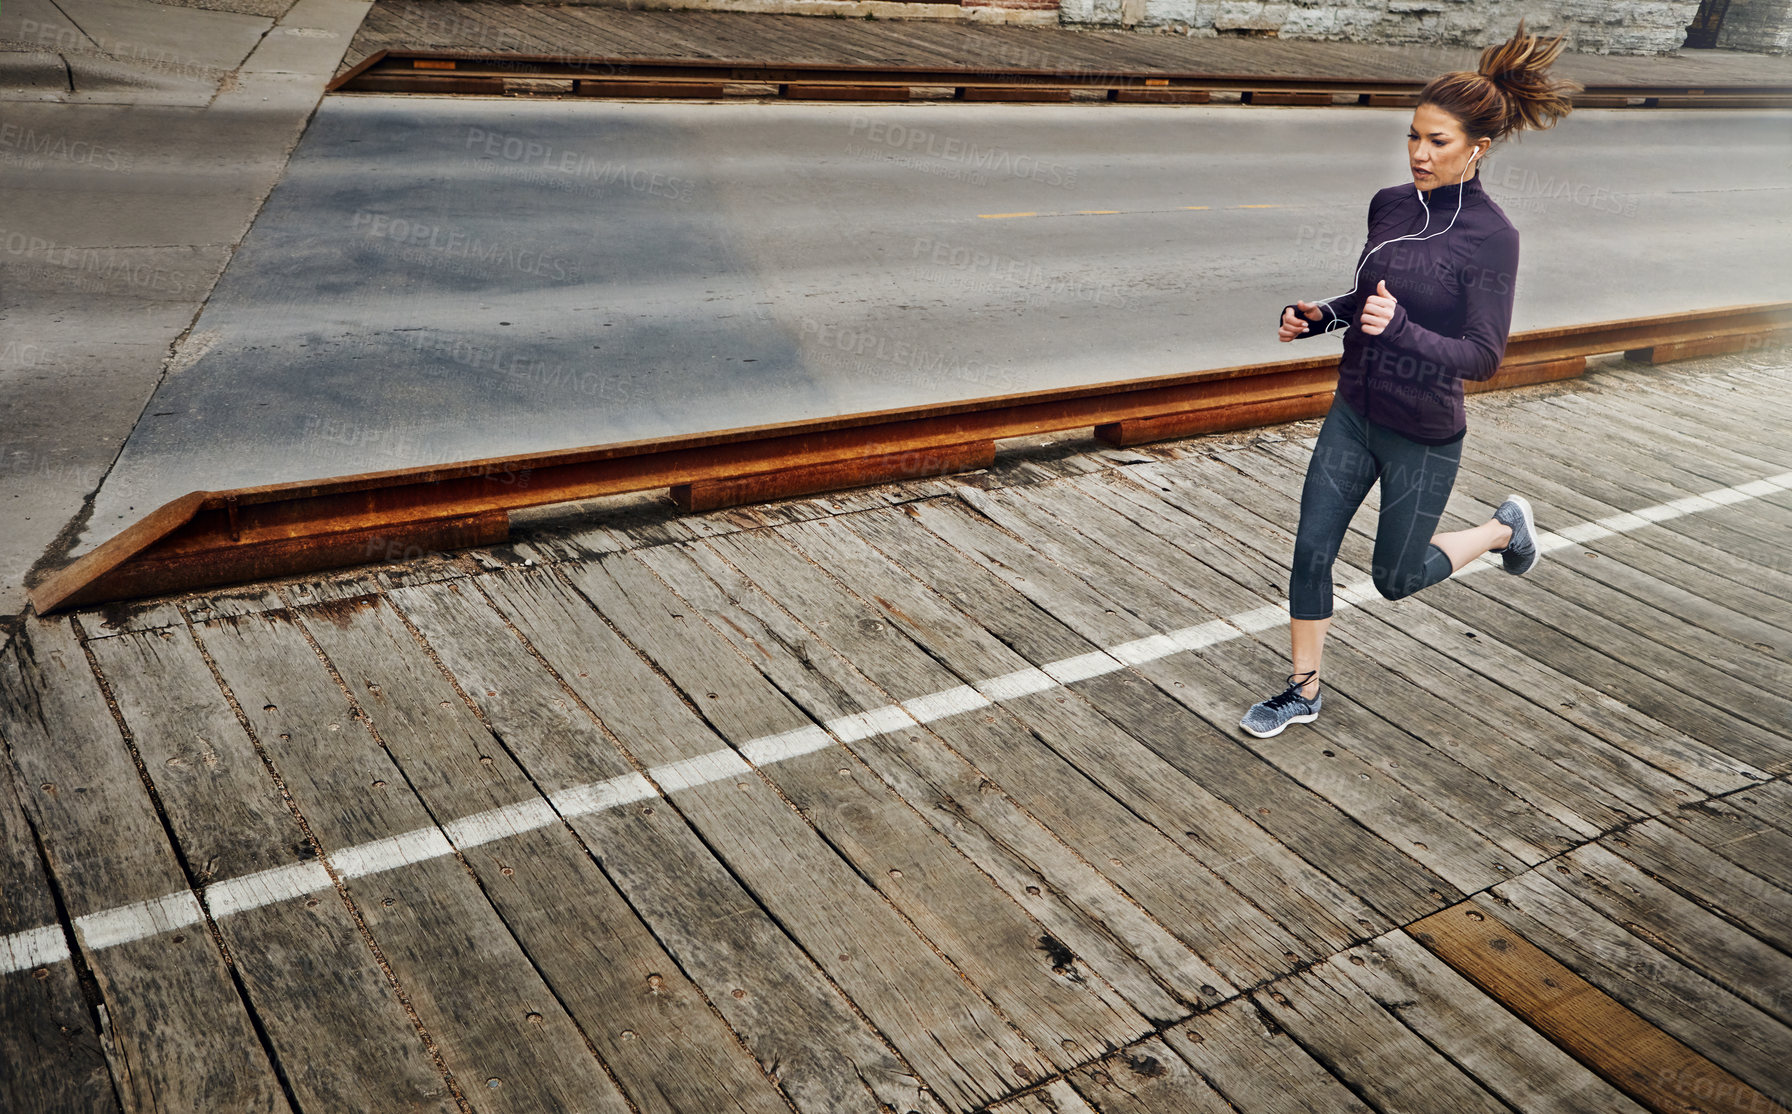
1408, 104, 1489, 191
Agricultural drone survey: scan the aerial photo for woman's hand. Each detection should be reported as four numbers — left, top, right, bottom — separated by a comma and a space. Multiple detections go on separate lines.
1359, 279, 1396, 336
1279, 301, 1323, 342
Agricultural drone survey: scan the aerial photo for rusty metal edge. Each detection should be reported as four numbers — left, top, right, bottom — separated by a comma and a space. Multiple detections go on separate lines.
331, 50, 1792, 97
30, 302, 1792, 614
326, 48, 391, 93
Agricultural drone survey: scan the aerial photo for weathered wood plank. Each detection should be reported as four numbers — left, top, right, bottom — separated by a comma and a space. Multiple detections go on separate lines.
268, 593, 797, 1114
1253, 963, 1512, 1114
1279, 422, 1792, 655
1442, 523, 1792, 705
563, 551, 1154, 1070
1550, 368, 1792, 459
838, 505, 1398, 958
1167, 996, 1374, 1113
1410, 897, 1784, 1114
777, 513, 1363, 986
1436, 568, 1792, 771
1722, 779, 1792, 836
496, 560, 1056, 1111
395, 573, 951, 1114
193, 609, 635, 1114
1432, 422, 1792, 610
86, 628, 457, 1113
1488, 869, 1792, 1098
1486, 402, 1791, 548
1465, 419, 1791, 564
987, 1079, 1101, 1114
1605, 818, 1792, 955
1063, 1036, 1234, 1113
1546, 841, 1792, 1026
1575, 371, 1792, 461
1438, 442, 1792, 652
1664, 799, 1792, 894
71, 597, 183, 639
1537, 392, 1792, 492
0, 759, 117, 1114
1333, 931, 1648, 1114
636, 529, 1222, 1018
0, 620, 290, 1114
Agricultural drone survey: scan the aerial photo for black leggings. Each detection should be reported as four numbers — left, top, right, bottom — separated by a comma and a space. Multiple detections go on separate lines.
1289, 395, 1462, 620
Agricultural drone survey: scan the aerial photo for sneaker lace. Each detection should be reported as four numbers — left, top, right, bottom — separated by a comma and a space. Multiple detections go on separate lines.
1263, 670, 1318, 710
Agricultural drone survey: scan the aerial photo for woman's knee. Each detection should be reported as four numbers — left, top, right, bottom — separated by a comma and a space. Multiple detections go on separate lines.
1372, 563, 1423, 601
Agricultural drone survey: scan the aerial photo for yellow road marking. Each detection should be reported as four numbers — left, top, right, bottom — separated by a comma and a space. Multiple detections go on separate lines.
979, 204, 1280, 220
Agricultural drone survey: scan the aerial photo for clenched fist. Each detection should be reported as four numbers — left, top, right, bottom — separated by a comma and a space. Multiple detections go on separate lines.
1279, 301, 1323, 342
1359, 279, 1397, 336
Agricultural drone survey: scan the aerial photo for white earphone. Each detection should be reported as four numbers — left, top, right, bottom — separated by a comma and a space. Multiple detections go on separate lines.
1306, 143, 1485, 337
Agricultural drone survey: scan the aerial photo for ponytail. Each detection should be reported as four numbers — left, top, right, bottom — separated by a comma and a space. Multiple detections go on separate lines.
1419, 17, 1584, 155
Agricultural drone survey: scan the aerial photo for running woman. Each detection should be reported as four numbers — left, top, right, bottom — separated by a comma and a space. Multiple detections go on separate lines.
1241, 18, 1583, 739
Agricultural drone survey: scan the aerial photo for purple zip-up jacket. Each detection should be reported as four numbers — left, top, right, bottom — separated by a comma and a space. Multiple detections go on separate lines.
1282, 173, 1519, 444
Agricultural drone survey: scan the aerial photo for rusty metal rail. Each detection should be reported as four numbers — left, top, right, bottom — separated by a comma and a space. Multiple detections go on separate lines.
30, 302, 1792, 614
327, 50, 1792, 107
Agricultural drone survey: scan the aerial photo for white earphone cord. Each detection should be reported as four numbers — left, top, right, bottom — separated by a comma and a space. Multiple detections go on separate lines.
1307, 147, 1480, 336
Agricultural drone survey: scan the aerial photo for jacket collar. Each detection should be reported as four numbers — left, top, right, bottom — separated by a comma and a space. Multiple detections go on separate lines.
1414, 171, 1485, 208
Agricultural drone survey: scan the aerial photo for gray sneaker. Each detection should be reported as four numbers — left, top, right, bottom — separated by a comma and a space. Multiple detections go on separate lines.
1240, 672, 1322, 738
1492, 494, 1539, 575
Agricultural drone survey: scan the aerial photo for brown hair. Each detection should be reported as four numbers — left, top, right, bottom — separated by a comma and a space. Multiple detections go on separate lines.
1418, 17, 1584, 156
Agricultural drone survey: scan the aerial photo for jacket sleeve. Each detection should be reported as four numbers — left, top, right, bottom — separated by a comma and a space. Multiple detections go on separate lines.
1279, 188, 1393, 340
1377, 225, 1519, 381
1280, 294, 1354, 339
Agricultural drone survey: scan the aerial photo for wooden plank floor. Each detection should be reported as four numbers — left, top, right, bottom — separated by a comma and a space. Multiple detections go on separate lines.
339, 0, 1792, 86
4, 347, 1792, 1113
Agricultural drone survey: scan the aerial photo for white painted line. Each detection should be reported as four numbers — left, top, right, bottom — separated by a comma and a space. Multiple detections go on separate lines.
741, 725, 836, 766
1107, 634, 1180, 666
332, 829, 455, 879
903, 686, 991, 723
1231, 604, 1288, 632
1, 925, 70, 975
7, 465, 1784, 967
651, 750, 752, 793
76, 892, 206, 951
975, 668, 1057, 701
1598, 510, 1658, 532
1043, 652, 1124, 684
444, 798, 560, 851
827, 705, 916, 742
205, 861, 333, 918
1553, 522, 1613, 545
1169, 620, 1241, 653
550, 772, 656, 818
